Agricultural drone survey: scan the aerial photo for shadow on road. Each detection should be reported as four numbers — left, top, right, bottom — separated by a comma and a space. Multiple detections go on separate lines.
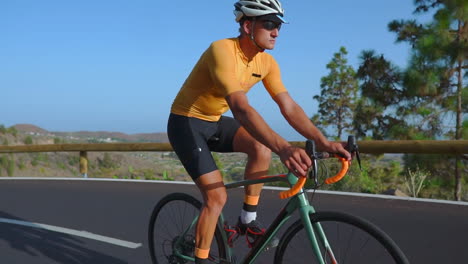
0, 211, 128, 264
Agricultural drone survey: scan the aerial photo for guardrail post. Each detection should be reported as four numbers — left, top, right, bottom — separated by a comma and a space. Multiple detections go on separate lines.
79, 151, 88, 178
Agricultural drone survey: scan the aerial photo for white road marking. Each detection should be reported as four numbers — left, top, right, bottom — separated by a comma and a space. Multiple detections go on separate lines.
0, 218, 142, 249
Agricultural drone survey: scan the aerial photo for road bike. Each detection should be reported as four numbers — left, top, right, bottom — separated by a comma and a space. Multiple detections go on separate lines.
148, 136, 409, 263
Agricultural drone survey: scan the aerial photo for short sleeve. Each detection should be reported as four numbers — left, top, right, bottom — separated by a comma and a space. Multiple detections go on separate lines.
262, 56, 287, 97
207, 41, 243, 97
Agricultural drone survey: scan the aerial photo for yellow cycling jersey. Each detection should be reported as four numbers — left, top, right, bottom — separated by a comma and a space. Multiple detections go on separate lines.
170, 38, 287, 122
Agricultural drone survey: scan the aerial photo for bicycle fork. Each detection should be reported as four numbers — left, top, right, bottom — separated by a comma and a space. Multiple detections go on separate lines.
297, 194, 338, 264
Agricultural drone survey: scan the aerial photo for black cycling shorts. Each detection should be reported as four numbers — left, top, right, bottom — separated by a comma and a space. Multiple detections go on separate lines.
167, 113, 241, 180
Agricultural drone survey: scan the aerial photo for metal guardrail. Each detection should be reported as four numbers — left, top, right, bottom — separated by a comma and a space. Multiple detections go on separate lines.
0, 140, 467, 177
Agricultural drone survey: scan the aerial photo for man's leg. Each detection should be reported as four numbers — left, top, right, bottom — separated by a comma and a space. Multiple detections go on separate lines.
194, 170, 227, 263
232, 127, 272, 225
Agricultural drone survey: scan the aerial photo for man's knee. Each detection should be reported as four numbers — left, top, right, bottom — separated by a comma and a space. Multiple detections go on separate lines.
250, 141, 272, 161
204, 188, 227, 213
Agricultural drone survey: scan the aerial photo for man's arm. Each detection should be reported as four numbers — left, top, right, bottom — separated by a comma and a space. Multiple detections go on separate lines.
273, 92, 351, 159
226, 91, 311, 176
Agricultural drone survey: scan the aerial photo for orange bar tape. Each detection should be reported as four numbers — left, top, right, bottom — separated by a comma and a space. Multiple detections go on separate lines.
279, 177, 307, 199
324, 156, 350, 184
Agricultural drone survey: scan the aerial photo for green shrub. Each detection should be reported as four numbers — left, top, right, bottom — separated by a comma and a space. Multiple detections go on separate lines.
6, 158, 14, 176
0, 155, 15, 176
0, 155, 6, 166
143, 169, 154, 179
68, 156, 79, 166
7, 127, 17, 137
405, 166, 429, 198
24, 136, 33, 145
162, 170, 174, 181
34, 153, 49, 163
18, 161, 26, 170
57, 162, 66, 170
98, 153, 118, 169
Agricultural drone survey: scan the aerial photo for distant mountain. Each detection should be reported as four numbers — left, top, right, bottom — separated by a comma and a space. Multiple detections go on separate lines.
13, 124, 169, 143
13, 124, 50, 135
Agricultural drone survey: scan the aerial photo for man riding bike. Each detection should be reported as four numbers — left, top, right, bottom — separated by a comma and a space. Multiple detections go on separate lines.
167, 1, 351, 263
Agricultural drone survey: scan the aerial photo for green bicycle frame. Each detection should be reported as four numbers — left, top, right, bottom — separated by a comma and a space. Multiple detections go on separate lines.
174, 172, 336, 264
174, 216, 200, 262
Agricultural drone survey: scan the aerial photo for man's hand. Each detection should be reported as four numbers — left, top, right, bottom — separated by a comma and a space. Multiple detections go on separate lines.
322, 141, 352, 161
278, 146, 312, 177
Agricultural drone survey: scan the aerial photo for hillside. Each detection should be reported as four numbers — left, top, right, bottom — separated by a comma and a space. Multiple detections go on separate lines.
13, 124, 169, 143
0, 124, 178, 179
0, 124, 248, 182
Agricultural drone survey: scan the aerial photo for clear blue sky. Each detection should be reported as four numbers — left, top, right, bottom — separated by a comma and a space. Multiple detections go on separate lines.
1, 0, 430, 140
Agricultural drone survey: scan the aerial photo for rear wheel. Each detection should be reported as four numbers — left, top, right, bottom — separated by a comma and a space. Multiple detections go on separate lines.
148, 193, 227, 263
274, 211, 409, 264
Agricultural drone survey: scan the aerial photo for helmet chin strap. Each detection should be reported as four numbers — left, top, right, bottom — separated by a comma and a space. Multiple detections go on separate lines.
249, 19, 266, 52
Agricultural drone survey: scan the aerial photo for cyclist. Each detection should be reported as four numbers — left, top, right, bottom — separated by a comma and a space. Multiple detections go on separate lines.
167, 0, 351, 263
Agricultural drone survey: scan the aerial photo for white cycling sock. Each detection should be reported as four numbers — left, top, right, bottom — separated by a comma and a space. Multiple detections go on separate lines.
240, 209, 257, 224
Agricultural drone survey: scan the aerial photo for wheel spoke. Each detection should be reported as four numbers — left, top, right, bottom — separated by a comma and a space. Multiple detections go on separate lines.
148, 193, 227, 264
274, 212, 408, 264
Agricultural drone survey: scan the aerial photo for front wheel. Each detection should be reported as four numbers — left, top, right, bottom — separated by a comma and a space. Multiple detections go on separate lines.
274, 211, 409, 264
148, 193, 227, 264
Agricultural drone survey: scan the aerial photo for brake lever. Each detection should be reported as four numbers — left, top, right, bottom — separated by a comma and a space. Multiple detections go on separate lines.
346, 135, 362, 171
356, 149, 362, 170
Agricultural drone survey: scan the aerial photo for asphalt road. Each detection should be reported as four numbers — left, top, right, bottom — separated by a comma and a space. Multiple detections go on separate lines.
0, 178, 467, 263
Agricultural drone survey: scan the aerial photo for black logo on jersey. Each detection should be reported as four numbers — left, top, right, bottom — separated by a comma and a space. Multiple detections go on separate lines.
252, 73, 262, 78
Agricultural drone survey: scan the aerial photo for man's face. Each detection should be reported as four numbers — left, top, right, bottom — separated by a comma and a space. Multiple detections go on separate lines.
252, 19, 281, 50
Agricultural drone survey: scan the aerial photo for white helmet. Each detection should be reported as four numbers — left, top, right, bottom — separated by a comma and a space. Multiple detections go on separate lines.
234, 0, 286, 23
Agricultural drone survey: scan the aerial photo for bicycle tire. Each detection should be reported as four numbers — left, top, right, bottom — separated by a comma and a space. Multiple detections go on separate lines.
148, 192, 227, 264
274, 211, 409, 264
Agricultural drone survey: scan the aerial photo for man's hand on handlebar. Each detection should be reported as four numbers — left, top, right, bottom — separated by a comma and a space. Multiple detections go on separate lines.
322, 141, 352, 161
278, 146, 312, 178
277, 136, 355, 178
278, 136, 359, 199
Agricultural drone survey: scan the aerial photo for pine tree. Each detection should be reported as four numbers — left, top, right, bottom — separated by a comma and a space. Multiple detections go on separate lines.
388, 0, 467, 200
312, 47, 358, 140
355, 50, 407, 140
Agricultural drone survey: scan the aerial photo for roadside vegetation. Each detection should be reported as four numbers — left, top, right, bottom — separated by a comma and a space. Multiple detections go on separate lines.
0, 0, 466, 201
0, 123, 466, 201
309, 0, 467, 201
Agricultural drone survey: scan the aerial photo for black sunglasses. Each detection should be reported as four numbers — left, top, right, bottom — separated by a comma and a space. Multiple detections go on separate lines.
261, 20, 282, 31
